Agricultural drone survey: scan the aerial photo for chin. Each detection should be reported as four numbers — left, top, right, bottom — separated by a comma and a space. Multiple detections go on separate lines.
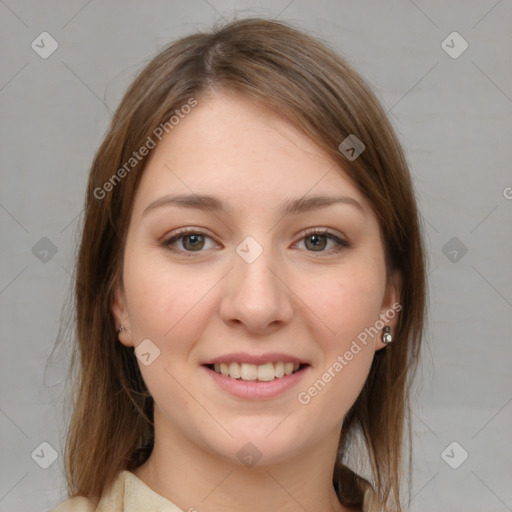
199, 423, 317, 469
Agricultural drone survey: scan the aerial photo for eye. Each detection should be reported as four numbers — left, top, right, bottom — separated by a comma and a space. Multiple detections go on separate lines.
296, 229, 349, 254
161, 228, 349, 256
162, 229, 218, 253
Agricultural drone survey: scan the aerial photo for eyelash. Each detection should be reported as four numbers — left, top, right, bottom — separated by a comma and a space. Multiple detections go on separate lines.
161, 228, 350, 257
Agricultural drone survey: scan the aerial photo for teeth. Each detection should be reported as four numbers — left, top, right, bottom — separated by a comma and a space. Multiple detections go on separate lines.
211, 361, 302, 381
228, 362, 240, 379
240, 363, 258, 380
257, 362, 275, 382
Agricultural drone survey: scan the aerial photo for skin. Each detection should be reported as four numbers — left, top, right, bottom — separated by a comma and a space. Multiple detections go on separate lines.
112, 90, 401, 512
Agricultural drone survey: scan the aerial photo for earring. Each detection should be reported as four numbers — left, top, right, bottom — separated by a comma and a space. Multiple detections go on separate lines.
117, 325, 124, 333
382, 326, 393, 345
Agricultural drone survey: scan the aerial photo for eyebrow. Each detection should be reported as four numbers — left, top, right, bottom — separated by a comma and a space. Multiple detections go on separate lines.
142, 193, 365, 217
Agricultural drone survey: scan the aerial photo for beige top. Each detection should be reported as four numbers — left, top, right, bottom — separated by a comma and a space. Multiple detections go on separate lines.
48, 470, 184, 512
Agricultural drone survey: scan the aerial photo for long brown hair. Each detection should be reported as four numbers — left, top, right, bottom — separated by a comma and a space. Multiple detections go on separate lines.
60, 17, 426, 511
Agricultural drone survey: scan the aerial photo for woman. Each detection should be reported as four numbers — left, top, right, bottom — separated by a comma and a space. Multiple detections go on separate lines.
51, 17, 426, 512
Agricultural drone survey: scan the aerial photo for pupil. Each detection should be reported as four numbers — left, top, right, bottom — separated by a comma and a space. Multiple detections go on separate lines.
184, 235, 204, 250
307, 234, 326, 251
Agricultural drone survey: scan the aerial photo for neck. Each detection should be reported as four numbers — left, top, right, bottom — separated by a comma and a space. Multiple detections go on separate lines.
133, 411, 351, 512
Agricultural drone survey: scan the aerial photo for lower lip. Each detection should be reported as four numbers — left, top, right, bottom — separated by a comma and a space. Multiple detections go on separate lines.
202, 365, 310, 400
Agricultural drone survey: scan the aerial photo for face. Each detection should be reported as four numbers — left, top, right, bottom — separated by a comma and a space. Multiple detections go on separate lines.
112, 90, 400, 467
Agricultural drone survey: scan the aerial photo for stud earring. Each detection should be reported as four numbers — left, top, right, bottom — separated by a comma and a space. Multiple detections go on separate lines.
117, 325, 124, 333
382, 326, 393, 345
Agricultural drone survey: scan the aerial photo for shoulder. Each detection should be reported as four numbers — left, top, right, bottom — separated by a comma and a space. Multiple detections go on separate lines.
48, 496, 98, 512
47, 470, 127, 512
48, 470, 183, 512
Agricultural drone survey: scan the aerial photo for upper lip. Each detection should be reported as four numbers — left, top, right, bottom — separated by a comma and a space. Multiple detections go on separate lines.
202, 353, 309, 366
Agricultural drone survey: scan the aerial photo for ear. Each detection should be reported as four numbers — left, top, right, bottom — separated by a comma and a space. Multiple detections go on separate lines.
111, 281, 134, 348
375, 270, 402, 351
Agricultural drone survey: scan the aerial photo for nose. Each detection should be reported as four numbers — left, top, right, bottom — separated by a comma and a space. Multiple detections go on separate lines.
219, 242, 294, 334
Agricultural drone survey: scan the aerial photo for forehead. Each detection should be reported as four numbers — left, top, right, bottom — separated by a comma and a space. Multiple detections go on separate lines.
132, 90, 369, 216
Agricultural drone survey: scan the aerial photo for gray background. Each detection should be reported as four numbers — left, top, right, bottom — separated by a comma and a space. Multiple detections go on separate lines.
1, 1, 511, 511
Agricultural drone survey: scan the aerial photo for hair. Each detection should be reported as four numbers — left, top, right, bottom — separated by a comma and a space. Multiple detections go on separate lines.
61, 17, 426, 512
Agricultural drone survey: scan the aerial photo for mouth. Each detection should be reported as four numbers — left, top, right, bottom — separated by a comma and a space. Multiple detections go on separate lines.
204, 361, 308, 382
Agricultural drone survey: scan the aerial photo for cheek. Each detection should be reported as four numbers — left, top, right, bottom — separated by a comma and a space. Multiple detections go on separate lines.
296, 273, 380, 422
122, 246, 215, 342
307, 265, 385, 345
296, 265, 384, 406
121, 249, 215, 408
